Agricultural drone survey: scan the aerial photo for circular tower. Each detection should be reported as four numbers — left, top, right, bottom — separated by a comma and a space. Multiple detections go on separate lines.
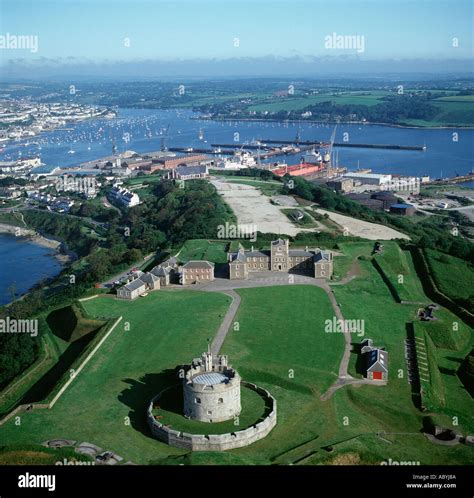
183, 351, 241, 423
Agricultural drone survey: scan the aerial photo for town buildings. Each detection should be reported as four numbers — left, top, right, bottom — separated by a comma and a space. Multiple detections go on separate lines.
389, 203, 416, 216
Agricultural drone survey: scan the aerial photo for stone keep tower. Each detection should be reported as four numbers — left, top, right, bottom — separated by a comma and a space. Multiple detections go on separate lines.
270, 238, 289, 271
183, 351, 241, 423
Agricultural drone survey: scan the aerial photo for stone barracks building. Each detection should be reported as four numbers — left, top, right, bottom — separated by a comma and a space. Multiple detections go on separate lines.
228, 238, 333, 280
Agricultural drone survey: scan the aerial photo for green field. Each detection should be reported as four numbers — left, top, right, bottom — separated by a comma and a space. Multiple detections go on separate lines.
424, 249, 474, 312
225, 178, 283, 196
374, 243, 428, 303
176, 239, 229, 264
0, 291, 232, 464
331, 241, 374, 281
248, 92, 388, 112
330, 257, 474, 458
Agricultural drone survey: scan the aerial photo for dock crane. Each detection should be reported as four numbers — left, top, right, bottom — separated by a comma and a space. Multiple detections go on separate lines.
325, 125, 337, 176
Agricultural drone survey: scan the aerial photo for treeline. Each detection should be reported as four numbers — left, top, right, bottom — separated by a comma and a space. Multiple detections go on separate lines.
21, 210, 98, 257
0, 180, 235, 388
249, 95, 438, 124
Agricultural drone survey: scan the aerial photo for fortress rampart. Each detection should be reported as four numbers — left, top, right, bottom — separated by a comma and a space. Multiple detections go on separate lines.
147, 382, 277, 451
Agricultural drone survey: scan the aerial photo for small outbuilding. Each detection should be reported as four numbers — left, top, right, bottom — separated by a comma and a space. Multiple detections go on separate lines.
389, 203, 416, 216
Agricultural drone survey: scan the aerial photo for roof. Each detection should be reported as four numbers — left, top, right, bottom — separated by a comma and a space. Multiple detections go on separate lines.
289, 250, 313, 257
139, 272, 159, 284
344, 173, 392, 180
244, 250, 269, 258
371, 191, 398, 200
122, 279, 147, 292
367, 349, 389, 372
175, 165, 208, 176
182, 260, 214, 269
151, 266, 169, 277
314, 251, 331, 263
192, 372, 229, 386
390, 203, 414, 209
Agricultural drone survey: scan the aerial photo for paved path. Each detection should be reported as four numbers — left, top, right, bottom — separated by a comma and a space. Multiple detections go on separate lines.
101, 253, 155, 288
176, 270, 386, 400
210, 290, 241, 355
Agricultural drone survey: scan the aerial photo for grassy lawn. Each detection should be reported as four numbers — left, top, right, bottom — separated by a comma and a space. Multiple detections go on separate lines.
374, 242, 428, 302
225, 178, 283, 196
330, 266, 473, 464
403, 100, 474, 127
0, 445, 93, 465
415, 308, 472, 352
217, 285, 346, 463
176, 239, 229, 264
0, 291, 232, 464
424, 249, 474, 311
248, 92, 387, 112
332, 241, 374, 281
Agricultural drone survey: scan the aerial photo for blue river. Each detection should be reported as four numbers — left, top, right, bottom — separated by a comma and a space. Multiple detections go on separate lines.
0, 234, 62, 306
1, 108, 472, 180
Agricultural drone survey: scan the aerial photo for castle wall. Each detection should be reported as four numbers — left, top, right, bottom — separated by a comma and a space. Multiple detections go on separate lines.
148, 382, 277, 451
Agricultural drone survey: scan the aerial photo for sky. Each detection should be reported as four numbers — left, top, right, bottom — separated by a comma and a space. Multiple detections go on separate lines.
0, 0, 472, 77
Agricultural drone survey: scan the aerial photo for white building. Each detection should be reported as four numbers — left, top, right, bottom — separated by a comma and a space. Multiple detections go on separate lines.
343, 172, 392, 186
108, 186, 140, 207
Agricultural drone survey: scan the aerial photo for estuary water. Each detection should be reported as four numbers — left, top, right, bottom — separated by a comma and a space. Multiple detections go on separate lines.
0, 108, 472, 180
0, 234, 62, 306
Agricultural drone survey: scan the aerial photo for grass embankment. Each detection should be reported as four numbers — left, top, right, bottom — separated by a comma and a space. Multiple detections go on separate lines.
0, 444, 93, 465
424, 249, 474, 313
176, 239, 229, 264
373, 243, 428, 303
0, 291, 232, 464
331, 241, 373, 281
0, 303, 107, 416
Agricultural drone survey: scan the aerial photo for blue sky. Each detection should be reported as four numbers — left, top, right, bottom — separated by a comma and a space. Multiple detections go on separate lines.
0, 0, 472, 62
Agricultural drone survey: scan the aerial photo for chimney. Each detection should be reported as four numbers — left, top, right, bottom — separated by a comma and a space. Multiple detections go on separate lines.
251, 246, 254, 252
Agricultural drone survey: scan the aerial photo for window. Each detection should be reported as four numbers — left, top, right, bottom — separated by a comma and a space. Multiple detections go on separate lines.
195, 397, 201, 404
218, 398, 223, 404
207, 410, 212, 415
